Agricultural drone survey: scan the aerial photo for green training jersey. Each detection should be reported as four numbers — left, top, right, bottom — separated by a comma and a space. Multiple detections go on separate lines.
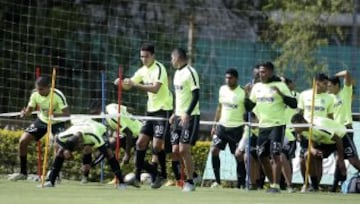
285, 91, 300, 125
105, 103, 142, 137
218, 85, 246, 127
332, 85, 352, 125
28, 88, 68, 123
131, 60, 173, 112
58, 118, 106, 149
173, 64, 200, 116
249, 81, 292, 127
285, 128, 296, 142
300, 116, 346, 145
298, 89, 334, 121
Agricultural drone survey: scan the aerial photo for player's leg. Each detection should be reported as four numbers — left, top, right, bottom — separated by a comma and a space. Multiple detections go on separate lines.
211, 125, 227, 187
268, 125, 285, 192
10, 119, 46, 181
228, 126, 245, 189
257, 128, 273, 185
179, 115, 199, 192
46, 148, 66, 187
134, 120, 152, 182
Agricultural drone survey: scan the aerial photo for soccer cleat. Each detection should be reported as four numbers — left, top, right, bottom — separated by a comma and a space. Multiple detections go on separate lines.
300, 185, 316, 193
118, 183, 127, 190
266, 187, 281, 193
287, 187, 296, 193
8, 173, 27, 181
165, 180, 175, 187
150, 176, 163, 189
37, 181, 55, 188
129, 179, 141, 188
182, 182, 196, 192
210, 182, 221, 188
107, 178, 117, 185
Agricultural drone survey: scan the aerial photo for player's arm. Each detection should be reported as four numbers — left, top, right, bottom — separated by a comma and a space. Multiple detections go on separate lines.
186, 88, 199, 116
20, 106, 34, 117
53, 107, 70, 117
244, 83, 256, 111
132, 81, 162, 94
271, 86, 297, 108
211, 103, 222, 135
335, 70, 352, 87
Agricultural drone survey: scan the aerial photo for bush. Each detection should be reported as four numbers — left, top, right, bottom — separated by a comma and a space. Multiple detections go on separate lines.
0, 129, 211, 181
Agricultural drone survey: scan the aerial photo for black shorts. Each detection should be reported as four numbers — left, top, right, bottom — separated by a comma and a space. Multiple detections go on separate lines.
342, 134, 358, 159
212, 125, 244, 154
25, 118, 66, 141
171, 115, 200, 146
106, 137, 138, 150
300, 139, 336, 158
257, 125, 285, 157
140, 110, 171, 140
314, 143, 337, 158
282, 140, 297, 160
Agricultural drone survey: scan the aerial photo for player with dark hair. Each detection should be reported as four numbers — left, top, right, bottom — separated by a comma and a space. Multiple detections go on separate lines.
291, 114, 347, 192
114, 43, 173, 189
297, 72, 335, 191
328, 70, 360, 192
246, 62, 297, 193
210, 68, 249, 189
169, 48, 200, 192
80, 102, 141, 184
9, 76, 70, 181
42, 118, 127, 189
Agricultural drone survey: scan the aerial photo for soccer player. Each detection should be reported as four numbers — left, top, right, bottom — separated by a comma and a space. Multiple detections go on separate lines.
235, 112, 264, 190
291, 114, 347, 192
169, 48, 200, 192
42, 118, 127, 189
210, 68, 248, 189
297, 73, 334, 188
115, 43, 173, 188
328, 70, 360, 191
298, 73, 334, 121
246, 62, 297, 193
9, 76, 70, 181
80, 102, 141, 184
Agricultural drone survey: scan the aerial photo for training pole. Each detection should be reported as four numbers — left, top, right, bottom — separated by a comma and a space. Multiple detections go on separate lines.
100, 70, 106, 183
41, 68, 56, 187
304, 79, 316, 187
35, 67, 42, 179
116, 65, 123, 161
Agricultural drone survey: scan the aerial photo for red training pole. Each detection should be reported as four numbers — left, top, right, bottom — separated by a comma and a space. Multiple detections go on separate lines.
115, 65, 123, 161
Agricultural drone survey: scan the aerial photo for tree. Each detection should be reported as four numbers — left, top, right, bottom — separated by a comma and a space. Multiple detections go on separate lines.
262, 0, 353, 84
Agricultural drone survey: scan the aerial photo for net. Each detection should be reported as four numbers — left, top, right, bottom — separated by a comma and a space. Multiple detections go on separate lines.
0, 0, 359, 121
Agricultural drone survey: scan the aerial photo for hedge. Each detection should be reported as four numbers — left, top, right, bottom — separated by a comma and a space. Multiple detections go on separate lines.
0, 128, 211, 182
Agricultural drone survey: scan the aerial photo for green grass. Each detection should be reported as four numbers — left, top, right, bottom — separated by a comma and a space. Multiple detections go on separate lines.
0, 178, 358, 204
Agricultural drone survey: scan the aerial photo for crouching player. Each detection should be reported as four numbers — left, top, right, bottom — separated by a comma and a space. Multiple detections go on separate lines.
42, 118, 127, 189
81, 103, 141, 184
291, 114, 346, 192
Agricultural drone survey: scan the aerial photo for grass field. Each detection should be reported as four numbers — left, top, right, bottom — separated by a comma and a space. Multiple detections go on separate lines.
0, 178, 358, 204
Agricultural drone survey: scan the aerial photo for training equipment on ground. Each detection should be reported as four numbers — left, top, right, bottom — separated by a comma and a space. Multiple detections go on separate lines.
124, 172, 136, 184
140, 173, 152, 185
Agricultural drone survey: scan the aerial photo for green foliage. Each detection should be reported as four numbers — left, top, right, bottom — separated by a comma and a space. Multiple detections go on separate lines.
0, 128, 210, 181
262, 0, 353, 84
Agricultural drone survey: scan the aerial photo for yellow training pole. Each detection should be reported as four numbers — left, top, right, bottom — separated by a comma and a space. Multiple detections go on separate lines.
41, 68, 56, 187
304, 78, 316, 187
